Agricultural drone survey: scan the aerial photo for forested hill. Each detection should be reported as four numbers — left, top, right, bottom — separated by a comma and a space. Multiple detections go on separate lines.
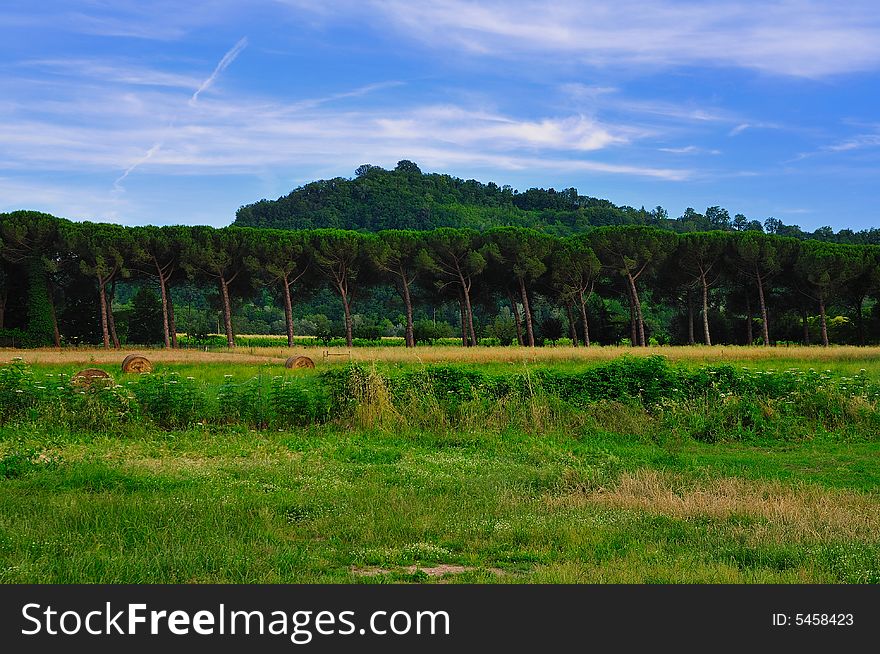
234, 160, 880, 243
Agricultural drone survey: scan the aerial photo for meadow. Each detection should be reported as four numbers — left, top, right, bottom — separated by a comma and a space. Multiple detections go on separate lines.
0, 345, 878, 583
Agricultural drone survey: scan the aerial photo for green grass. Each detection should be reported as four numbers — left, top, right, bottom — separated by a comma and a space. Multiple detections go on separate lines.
1, 354, 878, 584
1, 424, 878, 584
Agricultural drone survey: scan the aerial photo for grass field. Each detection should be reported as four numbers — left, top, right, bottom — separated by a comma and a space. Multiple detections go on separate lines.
1, 346, 878, 583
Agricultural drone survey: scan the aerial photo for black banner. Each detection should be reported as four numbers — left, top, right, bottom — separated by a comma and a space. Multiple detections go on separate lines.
0, 584, 876, 652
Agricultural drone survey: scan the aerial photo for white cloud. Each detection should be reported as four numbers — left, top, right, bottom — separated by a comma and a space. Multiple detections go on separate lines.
287, 0, 880, 78
16, 59, 203, 89
825, 133, 880, 152
0, 65, 686, 183
658, 146, 720, 155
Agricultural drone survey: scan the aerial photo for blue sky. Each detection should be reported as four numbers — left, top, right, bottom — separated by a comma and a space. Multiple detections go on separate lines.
1, 1, 879, 230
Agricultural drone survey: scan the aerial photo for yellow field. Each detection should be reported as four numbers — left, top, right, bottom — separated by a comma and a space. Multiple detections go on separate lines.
5, 344, 880, 367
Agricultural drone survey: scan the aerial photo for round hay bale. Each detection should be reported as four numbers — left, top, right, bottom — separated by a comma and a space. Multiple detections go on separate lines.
285, 355, 315, 369
121, 354, 153, 373
71, 368, 113, 388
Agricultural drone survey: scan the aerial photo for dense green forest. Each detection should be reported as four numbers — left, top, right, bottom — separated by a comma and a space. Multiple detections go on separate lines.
3, 209, 879, 349
236, 160, 880, 244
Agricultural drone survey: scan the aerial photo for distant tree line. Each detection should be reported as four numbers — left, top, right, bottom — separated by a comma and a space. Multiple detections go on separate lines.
235, 160, 880, 245
3, 210, 880, 349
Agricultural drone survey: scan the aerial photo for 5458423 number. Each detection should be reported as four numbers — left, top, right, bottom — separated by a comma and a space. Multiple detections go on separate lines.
795, 613, 853, 626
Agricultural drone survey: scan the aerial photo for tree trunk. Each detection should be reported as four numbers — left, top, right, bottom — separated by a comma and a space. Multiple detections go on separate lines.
282, 274, 295, 348
627, 273, 646, 346
508, 289, 523, 346
802, 306, 810, 345
220, 278, 235, 348
755, 267, 770, 346
458, 275, 476, 346
686, 287, 695, 346
701, 272, 711, 346
579, 293, 591, 347
627, 284, 637, 346
400, 269, 414, 348
107, 280, 120, 349
98, 277, 111, 349
566, 304, 579, 346
746, 295, 753, 346
458, 294, 468, 346
855, 297, 865, 346
167, 293, 178, 348
519, 277, 535, 347
47, 282, 61, 347
818, 295, 829, 347
0, 284, 6, 329
155, 259, 171, 349
340, 286, 353, 348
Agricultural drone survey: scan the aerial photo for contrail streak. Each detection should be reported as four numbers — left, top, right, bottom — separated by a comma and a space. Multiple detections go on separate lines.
190, 36, 248, 106
115, 36, 247, 190
114, 141, 163, 189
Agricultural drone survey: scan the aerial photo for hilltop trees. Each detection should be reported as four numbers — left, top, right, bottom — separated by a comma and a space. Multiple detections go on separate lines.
250, 228, 310, 347
590, 226, 675, 346
366, 230, 424, 347
732, 232, 792, 346
420, 229, 492, 347
62, 221, 130, 349
310, 230, 369, 347
182, 226, 249, 348
795, 242, 856, 347
677, 232, 729, 346
551, 235, 601, 346
487, 227, 552, 347
839, 247, 880, 345
0, 211, 64, 347
131, 225, 187, 348
3, 211, 880, 349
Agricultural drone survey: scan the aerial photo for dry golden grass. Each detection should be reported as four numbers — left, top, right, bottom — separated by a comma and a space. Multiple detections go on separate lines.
550, 468, 880, 542
0, 347, 288, 366
266, 343, 880, 365
7, 344, 880, 367
527, 559, 822, 583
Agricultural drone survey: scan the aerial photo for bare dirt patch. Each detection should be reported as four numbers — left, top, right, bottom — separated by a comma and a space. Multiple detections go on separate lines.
352, 564, 505, 578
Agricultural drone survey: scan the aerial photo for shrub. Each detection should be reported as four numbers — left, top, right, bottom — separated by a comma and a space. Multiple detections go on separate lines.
217, 375, 266, 427
0, 328, 31, 348
413, 319, 452, 344
270, 376, 327, 426
130, 372, 202, 429
0, 359, 41, 422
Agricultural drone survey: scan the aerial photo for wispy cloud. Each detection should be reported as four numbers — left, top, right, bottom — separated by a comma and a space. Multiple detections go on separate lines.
374, 107, 636, 152
788, 126, 880, 162
0, 74, 687, 183
288, 81, 405, 111
658, 145, 720, 155
728, 122, 782, 137
825, 133, 880, 152
561, 84, 735, 125
289, 0, 880, 78
16, 59, 203, 89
